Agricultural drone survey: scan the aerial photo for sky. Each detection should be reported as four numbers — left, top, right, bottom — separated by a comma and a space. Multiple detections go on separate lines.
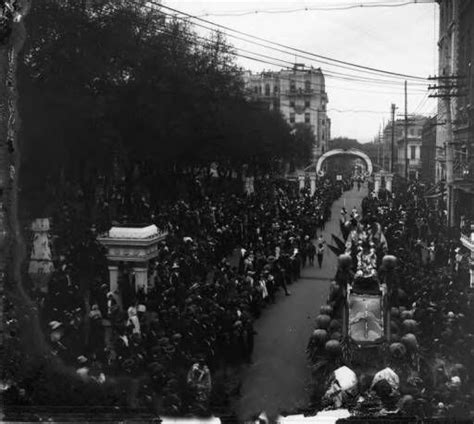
162, 0, 439, 143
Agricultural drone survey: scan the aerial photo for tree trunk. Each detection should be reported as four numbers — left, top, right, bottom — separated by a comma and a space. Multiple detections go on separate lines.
0, 0, 31, 391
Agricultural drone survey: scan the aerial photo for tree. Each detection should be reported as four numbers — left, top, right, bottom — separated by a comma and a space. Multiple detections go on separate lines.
329, 137, 361, 150
292, 123, 316, 167
18, 1, 300, 218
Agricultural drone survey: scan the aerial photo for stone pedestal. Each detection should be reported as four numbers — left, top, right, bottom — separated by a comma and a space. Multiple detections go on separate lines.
29, 218, 54, 293
309, 172, 316, 196
385, 173, 393, 192
98, 225, 166, 309
298, 173, 305, 192
374, 174, 381, 193
249, 176, 255, 195
244, 176, 255, 195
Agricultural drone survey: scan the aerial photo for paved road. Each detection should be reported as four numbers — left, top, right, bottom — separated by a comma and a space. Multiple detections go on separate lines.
233, 186, 367, 420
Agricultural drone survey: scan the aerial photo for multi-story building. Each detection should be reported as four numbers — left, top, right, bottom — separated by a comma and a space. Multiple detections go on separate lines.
243, 64, 331, 156
382, 119, 404, 172
436, 0, 474, 232
437, 0, 474, 285
421, 116, 438, 184
395, 116, 429, 179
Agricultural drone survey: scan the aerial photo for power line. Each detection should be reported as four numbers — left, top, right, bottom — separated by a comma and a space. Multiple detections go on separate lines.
195, 1, 431, 17
147, 1, 429, 82
150, 5, 430, 87
154, 26, 427, 95
328, 108, 393, 114
157, 25, 424, 88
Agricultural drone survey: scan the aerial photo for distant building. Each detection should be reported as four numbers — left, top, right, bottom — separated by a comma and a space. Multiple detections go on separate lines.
421, 116, 438, 184
243, 64, 331, 157
396, 116, 428, 180
382, 119, 404, 172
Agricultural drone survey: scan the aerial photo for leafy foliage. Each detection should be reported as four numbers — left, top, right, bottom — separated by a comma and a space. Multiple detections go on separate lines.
18, 0, 309, 216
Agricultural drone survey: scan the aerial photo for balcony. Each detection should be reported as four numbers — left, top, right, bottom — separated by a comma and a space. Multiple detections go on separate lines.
286, 88, 314, 96
408, 158, 421, 166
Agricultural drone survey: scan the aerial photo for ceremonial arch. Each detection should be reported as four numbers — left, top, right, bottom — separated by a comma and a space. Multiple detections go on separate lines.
316, 148, 373, 175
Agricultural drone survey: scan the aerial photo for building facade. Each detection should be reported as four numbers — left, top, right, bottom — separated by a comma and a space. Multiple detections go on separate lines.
395, 116, 428, 179
436, 0, 474, 231
243, 64, 331, 157
421, 116, 438, 184
381, 119, 404, 172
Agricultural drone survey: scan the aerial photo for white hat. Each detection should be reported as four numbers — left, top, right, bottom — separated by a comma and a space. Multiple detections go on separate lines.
77, 355, 88, 364
451, 376, 461, 387
49, 321, 62, 330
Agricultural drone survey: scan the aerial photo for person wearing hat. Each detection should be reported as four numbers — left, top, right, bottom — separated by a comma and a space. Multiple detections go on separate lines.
316, 236, 326, 269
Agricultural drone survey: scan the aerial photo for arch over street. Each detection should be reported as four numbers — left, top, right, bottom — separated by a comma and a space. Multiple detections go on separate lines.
316, 148, 373, 175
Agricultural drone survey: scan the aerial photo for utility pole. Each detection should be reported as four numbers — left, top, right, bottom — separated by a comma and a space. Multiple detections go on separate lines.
377, 125, 382, 168
404, 80, 409, 180
428, 75, 466, 230
444, 94, 454, 229
390, 103, 396, 173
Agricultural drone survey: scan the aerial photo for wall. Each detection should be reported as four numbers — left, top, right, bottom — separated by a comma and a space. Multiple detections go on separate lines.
243, 65, 330, 157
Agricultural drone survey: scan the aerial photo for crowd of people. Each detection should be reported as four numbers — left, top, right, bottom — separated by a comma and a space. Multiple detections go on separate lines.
305, 178, 473, 420
358, 181, 473, 418
5, 174, 347, 414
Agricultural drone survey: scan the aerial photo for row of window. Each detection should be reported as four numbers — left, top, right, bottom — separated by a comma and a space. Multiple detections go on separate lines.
290, 100, 311, 108
288, 113, 328, 125
289, 112, 311, 123
253, 79, 313, 95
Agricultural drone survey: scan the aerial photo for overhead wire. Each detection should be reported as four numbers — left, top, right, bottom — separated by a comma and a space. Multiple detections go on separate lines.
195, 1, 429, 17
144, 0, 429, 82
141, 4, 430, 88
152, 25, 427, 95
154, 8, 429, 90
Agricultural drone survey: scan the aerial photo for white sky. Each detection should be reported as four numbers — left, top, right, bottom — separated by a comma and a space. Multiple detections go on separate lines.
162, 0, 439, 143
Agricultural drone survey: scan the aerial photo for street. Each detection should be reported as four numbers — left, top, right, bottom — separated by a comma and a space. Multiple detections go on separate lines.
234, 185, 367, 419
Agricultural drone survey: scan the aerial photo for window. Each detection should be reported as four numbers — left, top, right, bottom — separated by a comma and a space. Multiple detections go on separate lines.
322, 119, 325, 126
274, 85, 278, 93
290, 80, 296, 92
254, 86, 258, 94
265, 83, 270, 96
409, 128, 415, 136
305, 100, 310, 108
305, 113, 310, 123
290, 100, 295, 108
410, 146, 416, 160
289, 112, 295, 123
305, 80, 311, 91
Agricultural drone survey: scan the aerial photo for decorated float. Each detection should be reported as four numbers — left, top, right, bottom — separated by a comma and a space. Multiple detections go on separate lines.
307, 210, 421, 416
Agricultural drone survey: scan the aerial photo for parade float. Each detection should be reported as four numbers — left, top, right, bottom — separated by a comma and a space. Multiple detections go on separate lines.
307, 211, 422, 417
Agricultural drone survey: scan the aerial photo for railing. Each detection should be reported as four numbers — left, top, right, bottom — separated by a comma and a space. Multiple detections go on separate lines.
286, 88, 314, 95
